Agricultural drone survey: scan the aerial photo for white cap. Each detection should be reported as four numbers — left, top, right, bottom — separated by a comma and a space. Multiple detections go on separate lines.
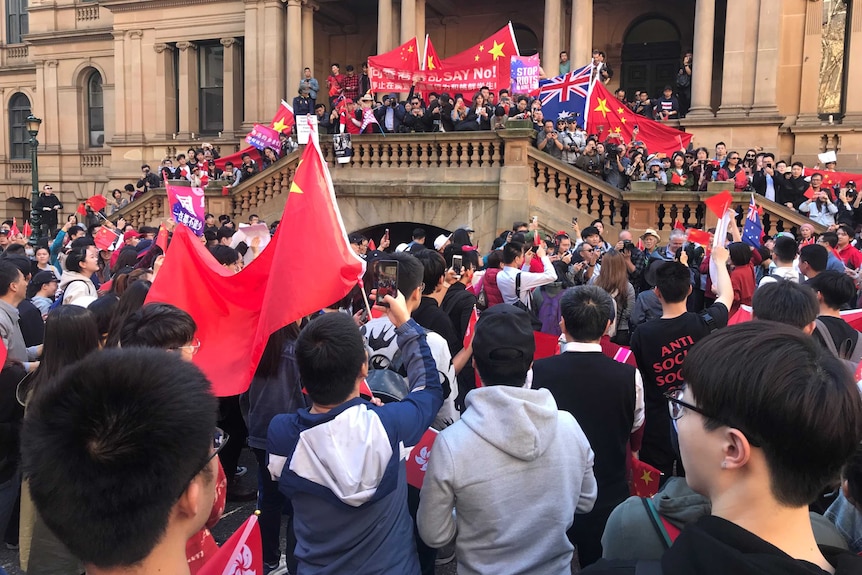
395, 242, 409, 253
434, 234, 452, 251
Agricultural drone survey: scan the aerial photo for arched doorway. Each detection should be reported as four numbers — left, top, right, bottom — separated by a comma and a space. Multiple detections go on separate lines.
512, 23, 539, 56
353, 222, 451, 252
620, 16, 681, 101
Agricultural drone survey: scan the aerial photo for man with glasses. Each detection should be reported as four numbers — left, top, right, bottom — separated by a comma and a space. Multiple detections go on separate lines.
21, 347, 221, 575
659, 322, 862, 573
629, 245, 732, 481
34, 184, 62, 238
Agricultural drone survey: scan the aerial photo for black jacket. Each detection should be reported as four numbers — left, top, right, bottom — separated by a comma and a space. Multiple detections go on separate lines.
781, 176, 810, 209
0, 364, 25, 483
34, 193, 62, 227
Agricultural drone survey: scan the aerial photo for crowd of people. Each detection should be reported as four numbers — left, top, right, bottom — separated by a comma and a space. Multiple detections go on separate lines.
0, 177, 861, 575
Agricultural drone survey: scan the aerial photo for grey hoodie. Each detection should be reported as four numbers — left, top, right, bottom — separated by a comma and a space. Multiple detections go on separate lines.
417, 385, 597, 575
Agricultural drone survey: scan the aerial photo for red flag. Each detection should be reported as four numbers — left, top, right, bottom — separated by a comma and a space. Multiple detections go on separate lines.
359, 379, 374, 399
406, 427, 439, 489
673, 220, 685, 232
215, 101, 295, 171
147, 137, 366, 396
368, 38, 422, 93
156, 224, 169, 252
463, 306, 479, 349
76, 203, 87, 216
687, 228, 712, 246
637, 237, 644, 251
630, 457, 662, 497
586, 81, 693, 157
803, 167, 860, 188
93, 227, 115, 251
803, 186, 816, 200
704, 190, 734, 218
534, 331, 560, 360
0, 338, 7, 369
197, 515, 262, 575
440, 24, 518, 95
9, 218, 19, 238
423, 35, 443, 72
22, 220, 31, 238
87, 195, 108, 213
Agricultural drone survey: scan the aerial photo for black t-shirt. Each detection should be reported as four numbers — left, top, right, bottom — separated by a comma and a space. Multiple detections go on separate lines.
630, 302, 729, 475
813, 315, 860, 357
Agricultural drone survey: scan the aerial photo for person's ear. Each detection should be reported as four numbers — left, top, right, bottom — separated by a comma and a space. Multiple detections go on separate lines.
603, 318, 612, 336
802, 321, 816, 336
175, 467, 211, 522
721, 428, 752, 471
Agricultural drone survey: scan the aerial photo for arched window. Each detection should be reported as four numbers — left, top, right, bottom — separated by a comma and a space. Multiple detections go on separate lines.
9, 92, 31, 160
621, 17, 682, 100
6, 0, 28, 44
87, 71, 104, 148
512, 24, 539, 57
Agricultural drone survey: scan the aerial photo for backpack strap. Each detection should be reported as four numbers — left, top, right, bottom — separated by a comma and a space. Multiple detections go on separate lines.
641, 497, 678, 549
815, 319, 842, 359
515, 272, 521, 299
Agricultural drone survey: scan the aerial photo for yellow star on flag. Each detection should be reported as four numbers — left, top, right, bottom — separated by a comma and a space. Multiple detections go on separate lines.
614, 127, 621, 133
427, 56, 436, 70
479, 44, 485, 52
620, 117, 627, 124
408, 45, 414, 52
617, 107, 624, 115
272, 119, 287, 133
593, 98, 611, 118
488, 41, 506, 61
474, 54, 480, 62
641, 470, 653, 484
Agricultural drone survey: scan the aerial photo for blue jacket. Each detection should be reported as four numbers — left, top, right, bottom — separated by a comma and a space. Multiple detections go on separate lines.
267, 319, 442, 575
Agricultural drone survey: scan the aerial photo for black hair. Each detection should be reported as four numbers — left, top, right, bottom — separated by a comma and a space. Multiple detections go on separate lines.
0, 261, 21, 296
87, 293, 119, 339
820, 232, 839, 249
414, 249, 446, 295
845, 443, 862, 508
255, 323, 302, 379
118, 303, 197, 350
216, 227, 236, 242
443, 246, 479, 271
502, 241, 524, 265
772, 236, 798, 264
728, 242, 752, 266
655, 262, 691, 304
3, 243, 25, 256
752, 280, 819, 329
105, 280, 152, 348
209, 245, 241, 267
487, 250, 503, 269
295, 312, 366, 406
112, 247, 140, 275
21, 348, 218, 568
560, 286, 615, 341
581, 226, 600, 241
65, 246, 92, 273
1, 254, 31, 279
68, 225, 86, 238
807, 270, 856, 310
24, 305, 101, 402
450, 228, 472, 249
799, 244, 828, 273
792, 161, 804, 169
683, 321, 862, 506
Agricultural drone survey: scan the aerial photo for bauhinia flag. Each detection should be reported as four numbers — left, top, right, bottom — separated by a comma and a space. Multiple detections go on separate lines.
197, 515, 262, 575
586, 81, 693, 157
147, 135, 365, 396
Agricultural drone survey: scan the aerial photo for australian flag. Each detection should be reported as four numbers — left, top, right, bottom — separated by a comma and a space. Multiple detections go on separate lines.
742, 194, 763, 248
538, 65, 591, 128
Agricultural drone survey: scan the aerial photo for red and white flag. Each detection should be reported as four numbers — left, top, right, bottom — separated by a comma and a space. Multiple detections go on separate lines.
197, 515, 262, 575
406, 427, 439, 489
463, 306, 479, 349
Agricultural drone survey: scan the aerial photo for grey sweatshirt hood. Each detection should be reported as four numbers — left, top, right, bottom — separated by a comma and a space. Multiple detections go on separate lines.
653, 477, 712, 528
462, 386, 558, 461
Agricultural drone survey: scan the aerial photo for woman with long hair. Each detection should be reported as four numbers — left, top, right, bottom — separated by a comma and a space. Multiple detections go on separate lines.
594, 250, 635, 345
456, 93, 492, 131
690, 146, 718, 192
716, 151, 749, 192
665, 151, 693, 191
104, 280, 152, 348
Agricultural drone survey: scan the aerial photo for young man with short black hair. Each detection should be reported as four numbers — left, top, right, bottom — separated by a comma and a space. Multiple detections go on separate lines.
759, 236, 802, 285
22, 348, 219, 575
268, 291, 443, 575
806, 271, 861, 358
751, 279, 819, 332
630, 246, 732, 479
418, 305, 596, 575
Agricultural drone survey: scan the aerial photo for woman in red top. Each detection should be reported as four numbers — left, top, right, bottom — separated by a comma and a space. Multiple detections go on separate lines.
717, 151, 749, 192
727, 242, 761, 317
836, 224, 862, 269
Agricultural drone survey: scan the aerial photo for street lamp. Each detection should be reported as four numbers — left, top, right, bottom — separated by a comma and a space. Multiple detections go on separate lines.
26, 114, 42, 246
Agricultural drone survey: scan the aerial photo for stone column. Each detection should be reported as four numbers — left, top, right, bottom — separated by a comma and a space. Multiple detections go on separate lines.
750, 0, 782, 116
128, 30, 144, 142
221, 38, 242, 138
686, 0, 715, 117
717, 0, 759, 117
112, 31, 127, 140
176, 41, 199, 136
415, 0, 425, 53
153, 43, 177, 139
797, 0, 823, 124
378, 0, 393, 54
400, 0, 415, 45
302, 1, 316, 73
286, 0, 303, 100
544, 0, 562, 77
569, 0, 592, 69
841, 4, 862, 122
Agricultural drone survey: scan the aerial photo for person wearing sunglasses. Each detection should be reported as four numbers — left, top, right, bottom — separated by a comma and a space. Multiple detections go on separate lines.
716, 151, 749, 192
21, 347, 221, 575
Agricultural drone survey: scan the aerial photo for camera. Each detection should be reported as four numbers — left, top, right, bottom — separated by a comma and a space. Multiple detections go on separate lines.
622, 239, 633, 251
605, 144, 621, 158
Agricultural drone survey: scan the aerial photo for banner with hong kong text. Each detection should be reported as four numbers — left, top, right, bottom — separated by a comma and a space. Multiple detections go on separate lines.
165, 183, 206, 236
369, 62, 509, 95
510, 55, 540, 96
245, 124, 282, 156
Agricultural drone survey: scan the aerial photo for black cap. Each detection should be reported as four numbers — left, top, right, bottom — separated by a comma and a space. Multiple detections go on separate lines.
472, 306, 536, 382
31, 270, 57, 288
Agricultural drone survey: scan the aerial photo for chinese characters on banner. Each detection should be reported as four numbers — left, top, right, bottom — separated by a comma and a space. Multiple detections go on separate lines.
510, 55, 540, 96
369, 63, 506, 94
245, 124, 282, 156
166, 183, 206, 235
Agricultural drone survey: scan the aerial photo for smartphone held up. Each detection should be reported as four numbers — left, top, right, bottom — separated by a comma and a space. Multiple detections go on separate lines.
373, 260, 399, 307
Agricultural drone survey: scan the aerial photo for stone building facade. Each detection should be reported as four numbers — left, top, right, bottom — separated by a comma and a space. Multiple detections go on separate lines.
0, 0, 856, 219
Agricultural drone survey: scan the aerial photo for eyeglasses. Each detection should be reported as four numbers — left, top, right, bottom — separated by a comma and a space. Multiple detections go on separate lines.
729, 156, 740, 160
664, 385, 761, 447
172, 337, 201, 355
182, 427, 229, 496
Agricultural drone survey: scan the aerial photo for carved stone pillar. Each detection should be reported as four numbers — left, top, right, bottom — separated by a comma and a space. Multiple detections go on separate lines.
221, 38, 243, 137
378, 0, 393, 54
153, 43, 177, 139
687, 0, 716, 118
569, 0, 592, 70
301, 1, 316, 75
286, 0, 303, 101
544, 0, 562, 77
176, 41, 199, 136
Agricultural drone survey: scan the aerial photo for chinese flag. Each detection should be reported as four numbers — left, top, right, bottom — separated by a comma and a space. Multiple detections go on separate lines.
156, 224, 169, 252
423, 35, 443, 71
369, 37, 421, 71
673, 219, 685, 232
630, 456, 662, 497
704, 190, 734, 218
94, 227, 115, 251
441, 24, 518, 93
76, 203, 87, 216
463, 306, 479, 350
147, 137, 366, 396
197, 515, 262, 575
22, 220, 31, 238
534, 331, 560, 360
215, 101, 295, 171
687, 228, 713, 246
803, 186, 817, 200
87, 195, 108, 213
406, 427, 439, 489
586, 81, 692, 157
9, 218, 19, 238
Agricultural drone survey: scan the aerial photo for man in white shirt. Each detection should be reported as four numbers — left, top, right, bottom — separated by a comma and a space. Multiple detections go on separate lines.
759, 236, 804, 286
496, 241, 558, 309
